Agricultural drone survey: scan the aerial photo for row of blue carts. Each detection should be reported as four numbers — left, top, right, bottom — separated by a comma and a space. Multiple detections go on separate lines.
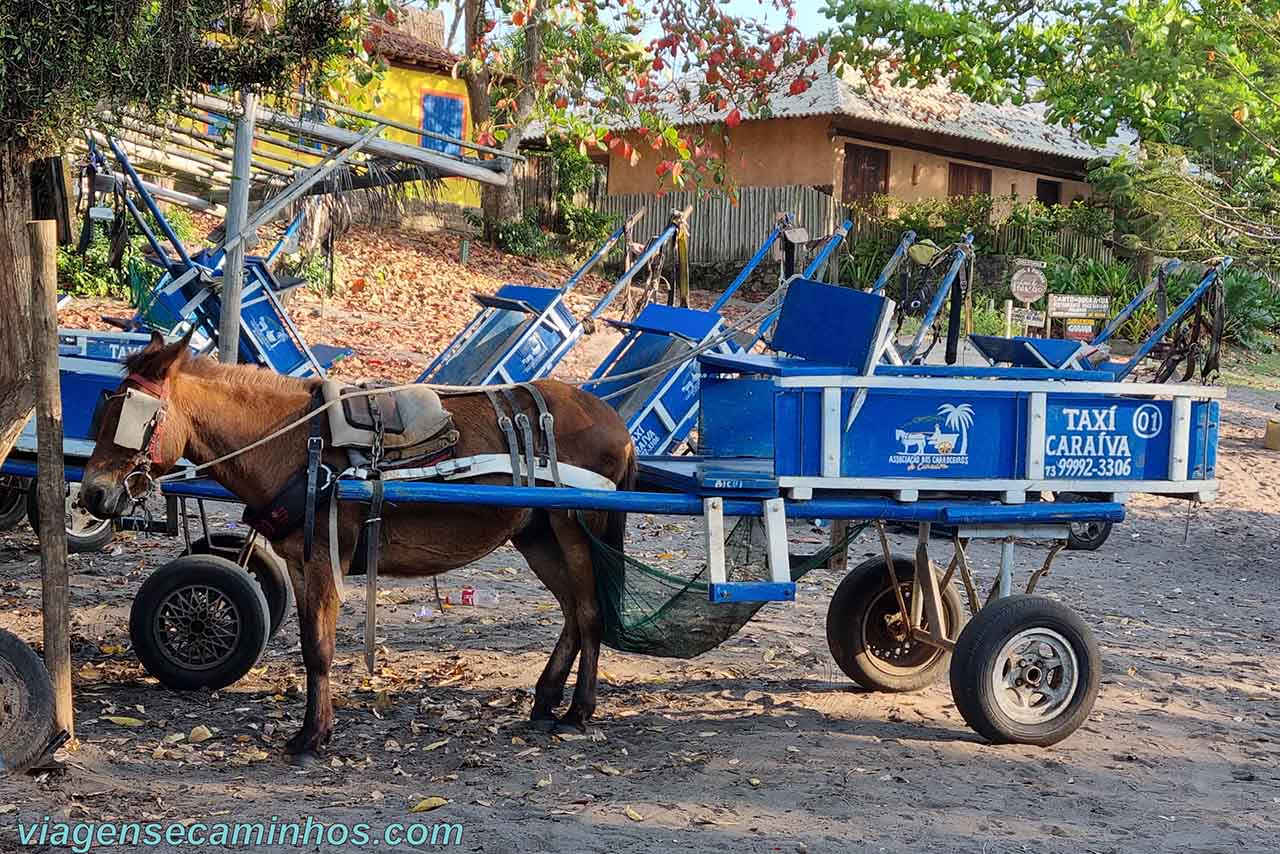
5, 138, 1226, 746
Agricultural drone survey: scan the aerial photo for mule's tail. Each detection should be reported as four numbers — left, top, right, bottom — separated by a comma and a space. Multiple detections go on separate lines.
603, 449, 636, 554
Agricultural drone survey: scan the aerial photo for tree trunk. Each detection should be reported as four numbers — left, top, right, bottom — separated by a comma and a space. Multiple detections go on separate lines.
463, 0, 539, 242
0, 142, 35, 469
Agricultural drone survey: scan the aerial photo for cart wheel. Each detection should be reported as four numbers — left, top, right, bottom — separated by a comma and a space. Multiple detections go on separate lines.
0, 477, 27, 532
826, 554, 968, 692
949, 594, 1100, 746
27, 481, 115, 554
0, 628, 56, 773
182, 533, 293, 640
1056, 493, 1113, 551
130, 555, 271, 692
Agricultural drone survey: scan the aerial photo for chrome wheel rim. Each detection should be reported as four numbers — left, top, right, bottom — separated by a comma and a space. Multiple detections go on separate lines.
991, 627, 1079, 725
154, 585, 242, 671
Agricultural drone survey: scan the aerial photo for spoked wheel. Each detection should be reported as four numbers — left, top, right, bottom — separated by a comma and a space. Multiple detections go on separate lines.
130, 555, 271, 691
27, 481, 115, 554
182, 532, 293, 639
949, 595, 1101, 746
0, 628, 56, 773
0, 477, 27, 532
826, 554, 968, 692
1056, 493, 1113, 551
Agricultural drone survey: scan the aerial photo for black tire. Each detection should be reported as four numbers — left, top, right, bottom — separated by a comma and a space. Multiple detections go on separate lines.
129, 555, 271, 692
1056, 493, 1114, 551
949, 594, 1101, 746
0, 477, 28, 532
826, 554, 968, 692
182, 533, 293, 640
0, 628, 56, 773
27, 481, 115, 554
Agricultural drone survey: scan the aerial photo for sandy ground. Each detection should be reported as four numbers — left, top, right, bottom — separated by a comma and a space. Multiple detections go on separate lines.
0, 385, 1278, 853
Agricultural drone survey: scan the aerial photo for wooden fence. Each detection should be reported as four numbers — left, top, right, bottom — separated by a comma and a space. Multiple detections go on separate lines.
590, 184, 1115, 267
596, 185, 836, 266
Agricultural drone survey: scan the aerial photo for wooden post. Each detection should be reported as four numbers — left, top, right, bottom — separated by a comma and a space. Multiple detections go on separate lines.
828, 520, 850, 575
218, 91, 258, 364
675, 213, 690, 308
1002, 299, 1013, 337
29, 219, 73, 739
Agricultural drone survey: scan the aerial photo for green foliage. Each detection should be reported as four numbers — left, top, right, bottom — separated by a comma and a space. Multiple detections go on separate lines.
279, 250, 342, 296
1221, 268, 1280, 350
467, 208, 555, 259
969, 305, 1007, 337
825, 0, 1280, 265
56, 207, 197, 300
559, 203, 618, 256
841, 196, 1115, 288
0, 1, 376, 153
1043, 259, 1280, 346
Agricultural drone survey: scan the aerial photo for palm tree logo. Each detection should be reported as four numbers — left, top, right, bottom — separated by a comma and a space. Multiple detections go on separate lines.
937, 403, 975, 455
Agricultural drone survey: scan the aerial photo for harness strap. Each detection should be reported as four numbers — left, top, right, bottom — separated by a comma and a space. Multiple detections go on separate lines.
303, 388, 326, 563
503, 387, 537, 488
522, 383, 561, 487
328, 489, 344, 598
363, 479, 383, 674
484, 389, 522, 486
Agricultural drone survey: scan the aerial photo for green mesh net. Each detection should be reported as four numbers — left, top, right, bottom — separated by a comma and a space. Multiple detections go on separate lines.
129, 259, 182, 332
584, 517, 866, 658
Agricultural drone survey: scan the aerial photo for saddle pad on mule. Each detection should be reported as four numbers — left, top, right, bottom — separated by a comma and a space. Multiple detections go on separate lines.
322, 380, 458, 463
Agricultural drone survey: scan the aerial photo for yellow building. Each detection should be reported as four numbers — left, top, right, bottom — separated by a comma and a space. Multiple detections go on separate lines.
365, 23, 479, 208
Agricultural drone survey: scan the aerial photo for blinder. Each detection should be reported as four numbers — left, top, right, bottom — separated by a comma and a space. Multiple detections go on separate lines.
115, 387, 165, 452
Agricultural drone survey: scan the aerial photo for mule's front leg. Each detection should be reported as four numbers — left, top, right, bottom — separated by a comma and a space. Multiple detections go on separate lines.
286, 559, 340, 763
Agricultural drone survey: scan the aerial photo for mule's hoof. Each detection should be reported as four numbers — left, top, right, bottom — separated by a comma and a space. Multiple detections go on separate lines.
288, 749, 323, 769
553, 718, 588, 736
528, 716, 559, 734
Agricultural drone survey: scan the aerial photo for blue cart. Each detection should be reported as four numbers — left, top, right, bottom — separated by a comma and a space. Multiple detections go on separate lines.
584, 217, 850, 455
158, 267, 1223, 745
417, 208, 674, 385
95, 138, 349, 378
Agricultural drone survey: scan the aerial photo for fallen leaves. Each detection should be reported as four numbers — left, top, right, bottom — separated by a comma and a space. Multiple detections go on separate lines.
409, 797, 449, 813
102, 716, 146, 728
188, 725, 215, 744
624, 806, 645, 822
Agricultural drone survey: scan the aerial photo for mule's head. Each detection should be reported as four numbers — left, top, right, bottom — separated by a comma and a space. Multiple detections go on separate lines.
81, 331, 193, 518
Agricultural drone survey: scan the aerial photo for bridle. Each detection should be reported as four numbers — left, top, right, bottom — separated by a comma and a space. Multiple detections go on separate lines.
92, 372, 171, 501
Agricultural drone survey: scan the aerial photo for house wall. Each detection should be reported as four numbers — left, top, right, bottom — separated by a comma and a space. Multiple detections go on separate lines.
606, 116, 1092, 214
375, 62, 479, 208
832, 134, 1092, 213
606, 116, 836, 195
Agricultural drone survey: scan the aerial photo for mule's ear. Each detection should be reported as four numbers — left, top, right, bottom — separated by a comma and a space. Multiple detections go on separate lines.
126, 331, 191, 381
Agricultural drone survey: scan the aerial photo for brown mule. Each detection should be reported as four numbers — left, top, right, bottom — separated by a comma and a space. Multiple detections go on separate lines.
81, 333, 636, 763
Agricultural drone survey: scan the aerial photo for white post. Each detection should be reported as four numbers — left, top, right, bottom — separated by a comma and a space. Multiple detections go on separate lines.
218, 91, 258, 363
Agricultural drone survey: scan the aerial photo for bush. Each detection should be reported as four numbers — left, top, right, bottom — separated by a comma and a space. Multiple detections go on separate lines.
1043, 259, 1280, 346
560, 203, 617, 255
467, 208, 555, 259
58, 205, 199, 300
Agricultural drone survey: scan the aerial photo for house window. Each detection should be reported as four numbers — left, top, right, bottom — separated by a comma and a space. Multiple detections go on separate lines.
1036, 179, 1062, 206
421, 91, 466, 156
842, 144, 889, 204
200, 85, 231, 138
948, 162, 992, 198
